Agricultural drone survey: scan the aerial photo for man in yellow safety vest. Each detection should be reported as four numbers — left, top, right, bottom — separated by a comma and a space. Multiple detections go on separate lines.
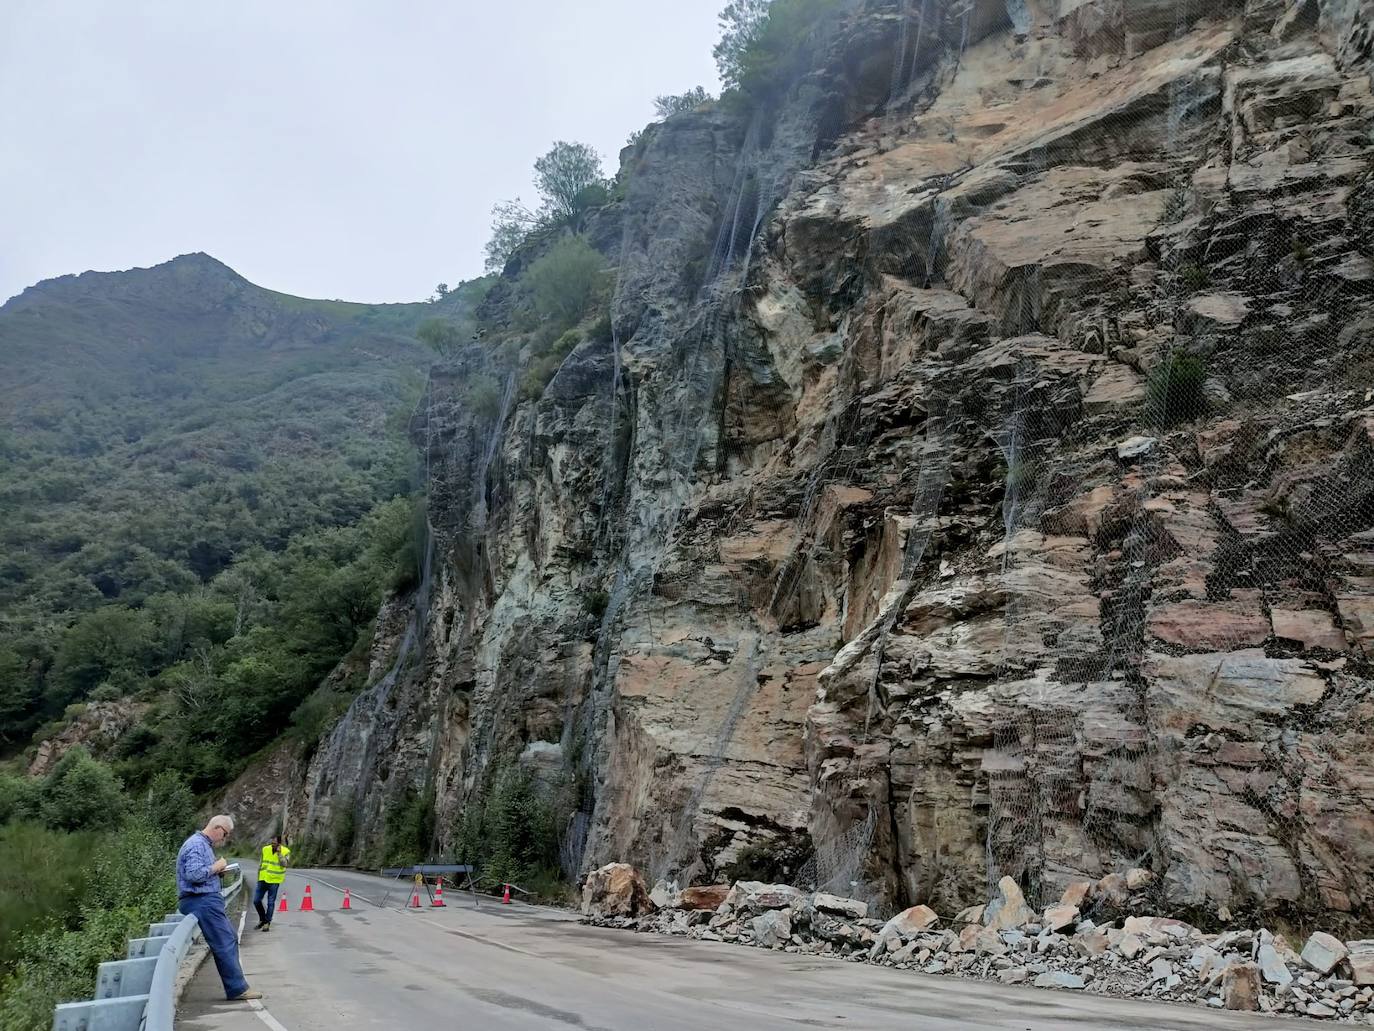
253, 834, 290, 931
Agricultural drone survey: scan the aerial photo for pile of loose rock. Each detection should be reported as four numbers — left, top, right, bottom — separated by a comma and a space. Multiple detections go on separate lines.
581, 864, 1374, 1022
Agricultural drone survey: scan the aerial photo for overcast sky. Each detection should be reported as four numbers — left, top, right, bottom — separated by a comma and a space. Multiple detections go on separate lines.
0, 0, 721, 304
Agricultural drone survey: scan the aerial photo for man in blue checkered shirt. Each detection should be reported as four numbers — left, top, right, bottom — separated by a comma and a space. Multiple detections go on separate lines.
176, 814, 261, 1001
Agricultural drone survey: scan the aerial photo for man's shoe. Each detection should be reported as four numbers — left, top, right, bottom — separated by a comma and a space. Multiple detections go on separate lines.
260, 923, 271, 932
254, 921, 266, 930
229, 989, 263, 1001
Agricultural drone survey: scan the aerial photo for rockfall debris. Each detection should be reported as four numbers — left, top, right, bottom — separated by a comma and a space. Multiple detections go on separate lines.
583, 863, 1374, 1022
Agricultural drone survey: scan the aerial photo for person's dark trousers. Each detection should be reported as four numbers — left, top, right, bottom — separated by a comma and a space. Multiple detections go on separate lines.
253, 880, 280, 925
179, 892, 249, 999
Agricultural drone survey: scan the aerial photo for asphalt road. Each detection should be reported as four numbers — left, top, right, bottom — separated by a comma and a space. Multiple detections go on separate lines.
177, 867, 1315, 1031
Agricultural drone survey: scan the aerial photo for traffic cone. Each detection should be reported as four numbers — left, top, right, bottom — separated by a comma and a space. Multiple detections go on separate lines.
300, 885, 314, 912
278, 893, 289, 913
408, 885, 422, 908
502, 883, 511, 905
430, 878, 446, 908
341, 888, 352, 911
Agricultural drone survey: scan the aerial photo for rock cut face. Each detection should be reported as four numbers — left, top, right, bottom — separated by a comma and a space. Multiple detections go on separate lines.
280, 0, 1374, 934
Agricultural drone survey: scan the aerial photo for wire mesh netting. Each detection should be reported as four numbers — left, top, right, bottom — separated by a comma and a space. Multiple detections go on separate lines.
426, 0, 1374, 932
764, 0, 1374, 929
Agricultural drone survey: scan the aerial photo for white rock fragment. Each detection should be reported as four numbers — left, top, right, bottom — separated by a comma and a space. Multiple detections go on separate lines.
1302, 933, 1350, 975
1116, 435, 1157, 460
1258, 942, 1294, 986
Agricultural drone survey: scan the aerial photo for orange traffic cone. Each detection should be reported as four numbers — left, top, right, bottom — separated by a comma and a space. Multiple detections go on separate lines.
278, 893, 289, 913
341, 888, 352, 911
300, 885, 314, 912
408, 885, 422, 908
502, 883, 511, 905
431, 879, 446, 908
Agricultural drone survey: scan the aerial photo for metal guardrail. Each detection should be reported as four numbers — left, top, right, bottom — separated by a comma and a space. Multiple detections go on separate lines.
52, 871, 243, 1031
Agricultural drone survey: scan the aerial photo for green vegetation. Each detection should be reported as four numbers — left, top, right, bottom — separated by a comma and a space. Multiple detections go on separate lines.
519, 332, 581, 402
533, 142, 608, 226
714, 0, 836, 102
0, 752, 196, 1029
454, 765, 562, 890
3, 493, 419, 793
653, 86, 712, 118
1177, 261, 1209, 291
483, 143, 609, 272
132, 497, 419, 791
721, 832, 811, 884
380, 786, 436, 868
1161, 188, 1190, 225
493, 234, 611, 403
0, 255, 446, 750
525, 236, 608, 327
0, 254, 454, 1025
416, 278, 495, 357
1145, 352, 1209, 426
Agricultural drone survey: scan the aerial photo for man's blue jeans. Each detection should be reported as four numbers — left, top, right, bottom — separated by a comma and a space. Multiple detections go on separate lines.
179, 892, 249, 998
253, 880, 280, 926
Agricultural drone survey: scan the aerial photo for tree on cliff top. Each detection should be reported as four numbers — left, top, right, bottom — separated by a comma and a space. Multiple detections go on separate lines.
654, 86, 712, 118
533, 142, 607, 225
714, 0, 836, 99
484, 143, 608, 273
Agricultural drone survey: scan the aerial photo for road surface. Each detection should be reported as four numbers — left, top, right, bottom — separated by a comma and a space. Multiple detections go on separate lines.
178, 867, 1313, 1030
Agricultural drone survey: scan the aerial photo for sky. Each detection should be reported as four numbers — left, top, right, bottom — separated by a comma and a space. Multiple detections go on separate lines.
0, 0, 722, 305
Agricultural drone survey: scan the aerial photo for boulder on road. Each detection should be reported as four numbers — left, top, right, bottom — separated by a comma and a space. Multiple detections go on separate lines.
724, 881, 803, 912
984, 877, 1034, 932
881, 904, 940, 938
1348, 943, 1374, 986
813, 893, 868, 920
582, 863, 654, 919
1301, 931, 1349, 974
1256, 942, 1293, 986
752, 909, 793, 948
1043, 904, 1079, 932
678, 885, 731, 911
1059, 881, 1094, 908
1122, 915, 1197, 942
1222, 962, 1262, 1011
953, 904, 985, 925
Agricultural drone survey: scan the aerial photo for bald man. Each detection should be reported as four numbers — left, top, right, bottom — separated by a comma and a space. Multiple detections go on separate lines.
176, 814, 261, 1001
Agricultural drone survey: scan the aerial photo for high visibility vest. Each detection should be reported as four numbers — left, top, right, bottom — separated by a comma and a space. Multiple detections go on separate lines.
260, 843, 290, 884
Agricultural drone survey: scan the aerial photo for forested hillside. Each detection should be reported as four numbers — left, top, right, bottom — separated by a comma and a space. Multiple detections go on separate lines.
0, 254, 485, 770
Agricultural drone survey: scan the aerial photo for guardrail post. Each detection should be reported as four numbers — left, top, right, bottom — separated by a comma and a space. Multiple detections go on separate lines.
52, 995, 149, 1031
95, 957, 160, 999
125, 936, 170, 960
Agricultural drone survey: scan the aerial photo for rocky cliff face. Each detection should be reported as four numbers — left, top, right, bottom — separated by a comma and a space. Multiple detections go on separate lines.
280, 0, 1374, 933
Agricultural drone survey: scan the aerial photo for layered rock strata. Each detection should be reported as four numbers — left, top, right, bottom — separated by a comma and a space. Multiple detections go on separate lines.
246, 0, 1374, 934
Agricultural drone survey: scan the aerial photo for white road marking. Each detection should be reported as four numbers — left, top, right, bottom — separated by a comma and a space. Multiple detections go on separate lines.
305, 872, 378, 906
240, 877, 291, 1031
248, 999, 291, 1031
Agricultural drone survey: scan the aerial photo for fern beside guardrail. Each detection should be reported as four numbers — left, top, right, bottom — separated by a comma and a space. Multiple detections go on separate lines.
51, 871, 243, 1031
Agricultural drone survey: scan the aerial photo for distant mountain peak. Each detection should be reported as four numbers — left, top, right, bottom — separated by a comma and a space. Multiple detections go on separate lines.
3, 252, 248, 312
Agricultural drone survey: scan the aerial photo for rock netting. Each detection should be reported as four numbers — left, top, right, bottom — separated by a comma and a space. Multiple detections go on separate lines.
585, 865, 1374, 1022
269, 0, 1374, 939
